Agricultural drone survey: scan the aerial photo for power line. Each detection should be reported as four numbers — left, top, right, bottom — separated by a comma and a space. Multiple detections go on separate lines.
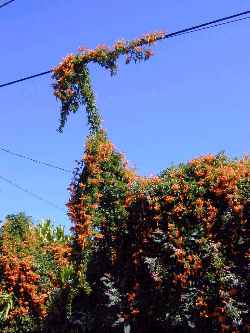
0, 10, 249, 89
0, 70, 52, 88
166, 15, 250, 38
0, 0, 15, 9
0, 174, 66, 212
164, 9, 250, 39
0, 146, 71, 173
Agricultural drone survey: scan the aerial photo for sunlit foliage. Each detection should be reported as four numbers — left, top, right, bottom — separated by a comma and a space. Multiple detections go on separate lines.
64, 137, 250, 333
0, 214, 70, 332
1, 32, 249, 332
52, 31, 166, 132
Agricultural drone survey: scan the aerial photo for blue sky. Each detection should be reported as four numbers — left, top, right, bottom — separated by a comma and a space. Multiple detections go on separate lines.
0, 0, 249, 229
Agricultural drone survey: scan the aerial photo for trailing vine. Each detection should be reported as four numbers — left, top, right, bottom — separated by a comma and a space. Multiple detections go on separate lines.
53, 31, 250, 332
0, 30, 246, 333
52, 31, 166, 132
66, 144, 250, 332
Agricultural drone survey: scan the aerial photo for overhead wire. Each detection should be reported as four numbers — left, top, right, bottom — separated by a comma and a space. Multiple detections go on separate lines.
0, 10, 249, 88
164, 9, 250, 39
0, 10, 249, 212
0, 70, 52, 88
0, 146, 71, 173
165, 15, 250, 39
0, 174, 66, 212
0, 0, 15, 9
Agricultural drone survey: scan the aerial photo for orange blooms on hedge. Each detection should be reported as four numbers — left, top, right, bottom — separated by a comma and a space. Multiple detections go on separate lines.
0, 223, 48, 320
0, 215, 72, 331
67, 131, 250, 331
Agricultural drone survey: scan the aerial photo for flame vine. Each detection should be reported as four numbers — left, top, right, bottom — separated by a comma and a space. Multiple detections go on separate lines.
51, 31, 250, 332
0, 31, 248, 333
52, 31, 166, 132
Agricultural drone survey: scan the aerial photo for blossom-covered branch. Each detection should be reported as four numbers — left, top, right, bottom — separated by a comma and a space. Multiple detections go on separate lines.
52, 31, 166, 132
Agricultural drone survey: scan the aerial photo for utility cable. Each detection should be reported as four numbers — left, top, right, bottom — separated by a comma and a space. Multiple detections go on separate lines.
0, 0, 15, 9
0, 146, 71, 173
164, 9, 250, 39
0, 70, 52, 88
0, 174, 66, 212
0, 10, 249, 88
166, 15, 250, 38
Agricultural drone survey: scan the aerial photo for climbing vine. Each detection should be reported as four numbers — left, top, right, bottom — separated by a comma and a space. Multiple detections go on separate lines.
66, 140, 250, 332
52, 31, 166, 132
0, 214, 71, 332
0, 31, 249, 333
52, 31, 250, 332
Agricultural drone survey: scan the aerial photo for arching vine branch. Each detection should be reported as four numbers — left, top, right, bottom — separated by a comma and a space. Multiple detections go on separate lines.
52, 31, 166, 132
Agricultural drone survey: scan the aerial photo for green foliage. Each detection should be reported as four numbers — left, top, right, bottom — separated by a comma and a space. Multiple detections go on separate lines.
0, 292, 13, 321
2, 212, 32, 242
55, 63, 101, 133
61, 148, 250, 333
37, 219, 69, 243
0, 213, 71, 333
2, 31, 250, 333
52, 32, 165, 133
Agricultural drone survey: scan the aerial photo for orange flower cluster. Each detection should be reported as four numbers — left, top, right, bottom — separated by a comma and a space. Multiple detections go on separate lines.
45, 243, 71, 267
54, 31, 166, 78
53, 33, 249, 332
0, 234, 47, 320
68, 130, 133, 254
52, 31, 166, 132
67, 133, 250, 332
0, 216, 72, 330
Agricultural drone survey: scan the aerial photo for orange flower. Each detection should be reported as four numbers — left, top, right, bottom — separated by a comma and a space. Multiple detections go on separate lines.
89, 178, 100, 186
195, 198, 204, 208
95, 233, 104, 240
163, 195, 174, 204
232, 205, 243, 214
127, 292, 136, 302
131, 308, 140, 316
171, 183, 180, 192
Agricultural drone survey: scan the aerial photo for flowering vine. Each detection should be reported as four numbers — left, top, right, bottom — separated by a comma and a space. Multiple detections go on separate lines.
52, 31, 166, 132
9, 29, 248, 332
0, 214, 71, 332
67, 143, 250, 332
